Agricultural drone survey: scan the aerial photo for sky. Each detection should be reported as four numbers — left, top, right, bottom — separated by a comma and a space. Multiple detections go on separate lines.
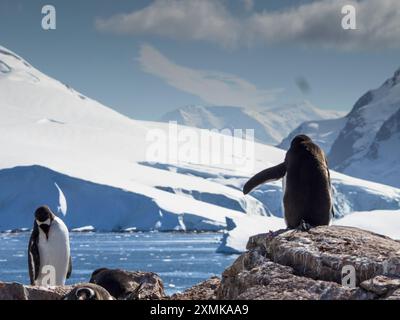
1, 0, 400, 120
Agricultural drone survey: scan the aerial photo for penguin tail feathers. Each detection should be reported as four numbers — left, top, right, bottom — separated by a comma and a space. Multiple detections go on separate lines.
243, 162, 286, 195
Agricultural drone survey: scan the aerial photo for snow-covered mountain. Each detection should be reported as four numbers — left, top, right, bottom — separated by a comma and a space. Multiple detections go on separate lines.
329, 68, 400, 188
279, 68, 400, 189
160, 103, 343, 145
0, 45, 399, 239
329, 69, 400, 179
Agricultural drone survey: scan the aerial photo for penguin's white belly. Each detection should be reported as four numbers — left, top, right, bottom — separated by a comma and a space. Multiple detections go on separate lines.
36, 217, 70, 286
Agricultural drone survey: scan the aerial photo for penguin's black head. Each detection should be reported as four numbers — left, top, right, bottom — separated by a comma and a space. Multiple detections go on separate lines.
290, 134, 312, 148
35, 206, 55, 222
75, 287, 97, 300
35, 206, 55, 239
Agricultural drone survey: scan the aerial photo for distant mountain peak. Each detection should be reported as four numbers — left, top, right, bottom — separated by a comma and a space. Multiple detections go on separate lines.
161, 103, 342, 145
395, 67, 400, 77
380, 67, 400, 89
280, 66, 400, 188
327, 67, 400, 187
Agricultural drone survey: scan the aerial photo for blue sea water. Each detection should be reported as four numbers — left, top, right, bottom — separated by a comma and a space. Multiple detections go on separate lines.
0, 232, 237, 295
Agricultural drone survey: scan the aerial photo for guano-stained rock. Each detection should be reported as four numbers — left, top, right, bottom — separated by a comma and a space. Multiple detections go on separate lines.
218, 226, 400, 300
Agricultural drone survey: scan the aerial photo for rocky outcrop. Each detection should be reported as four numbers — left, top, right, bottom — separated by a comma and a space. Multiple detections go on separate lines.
170, 277, 220, 300
217, 249, 356, 300
0, 269, 165, 300
0, 282, 72, 300
218, 226, 400, 300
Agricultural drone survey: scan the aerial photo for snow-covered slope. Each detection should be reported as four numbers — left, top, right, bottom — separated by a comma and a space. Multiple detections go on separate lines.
334, 210, 400, 240
328, 68, 400, 187
0, 45, 399, 234
0, 45, 270, 231
160, 103, 343, 145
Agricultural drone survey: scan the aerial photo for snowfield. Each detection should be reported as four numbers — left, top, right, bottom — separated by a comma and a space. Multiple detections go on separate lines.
333, 210, 400, 240
0, 45, 399, 252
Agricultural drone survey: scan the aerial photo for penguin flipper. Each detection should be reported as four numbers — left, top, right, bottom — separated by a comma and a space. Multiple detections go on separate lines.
28, 224, 40, 285
67, 255, 72, 279
243, 162, 286, 195
325, 158, 335, 218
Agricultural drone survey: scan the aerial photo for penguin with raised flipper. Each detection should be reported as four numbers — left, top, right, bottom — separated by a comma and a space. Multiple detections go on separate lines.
243, 135, 334, 230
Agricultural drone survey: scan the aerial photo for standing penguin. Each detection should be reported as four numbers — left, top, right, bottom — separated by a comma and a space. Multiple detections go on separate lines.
28, 206, 72, 286
243, 135, 334, 229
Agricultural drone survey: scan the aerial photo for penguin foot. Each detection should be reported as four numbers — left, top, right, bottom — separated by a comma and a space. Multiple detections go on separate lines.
267, 229, 288, 239
297, 220, 312, 232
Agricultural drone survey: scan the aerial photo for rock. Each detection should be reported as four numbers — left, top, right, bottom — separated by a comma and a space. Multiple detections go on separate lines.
257, 226, 400, 284
89, 268, 165, 300
63, 283, 114, 300
0, 282, 28, 300
171, 277, 220, 300
386, 289, 400, 300
1, 268, 165, 301
218, 226, 400, 300
360, 276, 400, 297
26, 285, 72, 300
0, 282, 71, 300
218, 250, 354, 300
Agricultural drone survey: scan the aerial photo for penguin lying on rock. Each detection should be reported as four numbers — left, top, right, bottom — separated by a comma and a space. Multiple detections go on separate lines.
63, 283, 114, 300
243, 134, 334, 230
89, 268, 149, 300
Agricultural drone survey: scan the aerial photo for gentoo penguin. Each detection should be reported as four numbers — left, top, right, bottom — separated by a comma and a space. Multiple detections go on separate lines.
243, 134, 334, 229
90, 268, 150, 300
63, 283, 114, 300
28, 206, 72, 286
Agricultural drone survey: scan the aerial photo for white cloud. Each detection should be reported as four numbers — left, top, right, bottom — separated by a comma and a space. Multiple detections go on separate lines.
247, 0, 400, 51
96, 0, 400, 51
138, 44, 281, 108
96, 0, 239, 48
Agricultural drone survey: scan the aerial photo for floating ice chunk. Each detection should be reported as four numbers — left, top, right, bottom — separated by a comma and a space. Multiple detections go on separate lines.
71, 225, 95, 232
54, 182, 67, 216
